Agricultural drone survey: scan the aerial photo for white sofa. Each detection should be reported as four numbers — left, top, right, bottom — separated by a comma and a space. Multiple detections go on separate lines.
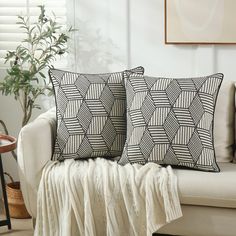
18, 79, 236, 236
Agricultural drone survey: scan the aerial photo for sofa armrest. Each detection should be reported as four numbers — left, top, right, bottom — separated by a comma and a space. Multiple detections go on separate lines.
17, 108, 56, 218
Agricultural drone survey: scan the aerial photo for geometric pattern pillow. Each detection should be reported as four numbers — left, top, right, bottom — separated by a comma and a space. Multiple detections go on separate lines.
118, 73, 223, 172
49, 67, 144, 161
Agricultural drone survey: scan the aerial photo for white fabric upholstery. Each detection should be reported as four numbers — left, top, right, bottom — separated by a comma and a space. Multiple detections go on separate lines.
214, 79, 235, 162
17, 108, 56, 217
175, 162, 236, 208
234, 83, 236, 163
157, 205, 236, 236
18, 107, 236, 235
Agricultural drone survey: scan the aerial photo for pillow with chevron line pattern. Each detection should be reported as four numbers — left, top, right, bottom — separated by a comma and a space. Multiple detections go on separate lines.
118, 73, 223, 172
49, 67, 144, 161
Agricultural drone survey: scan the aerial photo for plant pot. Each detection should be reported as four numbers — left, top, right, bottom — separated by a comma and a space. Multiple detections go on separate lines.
3, 173, 31, 219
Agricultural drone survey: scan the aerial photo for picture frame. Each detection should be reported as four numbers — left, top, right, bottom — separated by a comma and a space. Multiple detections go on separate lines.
165, 0, 236, 44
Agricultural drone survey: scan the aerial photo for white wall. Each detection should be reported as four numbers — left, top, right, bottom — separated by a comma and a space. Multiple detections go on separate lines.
69, 0, 236, 80
0, 69, 44, 186
0, 69, 21, 185
1, 0, 236, 189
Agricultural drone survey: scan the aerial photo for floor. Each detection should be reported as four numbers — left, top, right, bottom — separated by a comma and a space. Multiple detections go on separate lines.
0, 204, 172, 236
0, 203, 33, 236
0, 216, 172, 236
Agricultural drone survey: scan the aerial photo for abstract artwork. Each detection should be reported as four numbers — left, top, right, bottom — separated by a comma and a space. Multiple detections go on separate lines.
165, 0, 236, 44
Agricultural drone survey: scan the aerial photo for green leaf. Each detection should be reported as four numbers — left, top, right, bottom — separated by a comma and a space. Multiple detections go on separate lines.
39, 72, 46, 78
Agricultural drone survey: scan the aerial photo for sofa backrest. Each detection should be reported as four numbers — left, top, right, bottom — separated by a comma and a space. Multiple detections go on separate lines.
214, 79, 235, 162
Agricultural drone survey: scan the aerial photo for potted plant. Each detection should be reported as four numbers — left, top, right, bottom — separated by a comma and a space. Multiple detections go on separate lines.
0, 5, 74, 218
1, 5, 73, 129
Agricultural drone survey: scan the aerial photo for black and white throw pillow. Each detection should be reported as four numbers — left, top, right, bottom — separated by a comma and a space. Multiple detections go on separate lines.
49, 67, 144, 161
118, 73, 223, 172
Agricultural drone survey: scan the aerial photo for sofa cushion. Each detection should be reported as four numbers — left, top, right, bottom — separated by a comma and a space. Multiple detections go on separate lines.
176, 162, 236, 208
234, 83, 236, 163
49, 67, 144, 161
214, 79, 235, 162
119, 73, 223, 172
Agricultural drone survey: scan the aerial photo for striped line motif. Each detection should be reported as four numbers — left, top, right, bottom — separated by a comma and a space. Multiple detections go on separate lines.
149, 108, 170, 126
128, 127, 146, 146
162, 110, 179, 139
64, 118, 84, 134
64, 135, 84, 154
197, 113, 213, 130
173, 108, 195, 127
64, 100, 82, 118
174, 91, 196, 108
85, 83, 105, 99
151, 78, 172, 90
130, 91, 148, 110
85, 100, 108, 115
197, 129, 213, 147
177, 79, 196, 91
109, 100, 125, 116
140, 130, 154, 157
151, 91, 170, 107
75, 75, 90, 97
129, 110, 146, 127
187, 131, 202, 161
149, 144, 169, 162
198, 93, 214, 114
110, 134, 126, 153
119, 73, 223, 172
61, 84, 83, 100
129, 76, 148, 92
87, 117, 107, 134
127, 145, 145, 164
108, 72, 123, 83
197, 148, 214, 166
61, 72, 78, 85
166, 80, 182, 105
49, 67, 144, 161
108, 84, 125, 98
172, 127, 195, 145
149, 127, 169, 143
110, 117, 126, 133
172, 145, 193, 161
188, 95, 204, 125
141, 94, 156, 123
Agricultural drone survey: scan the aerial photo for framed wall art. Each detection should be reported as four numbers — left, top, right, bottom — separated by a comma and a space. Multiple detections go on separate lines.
165, 0, 236, 44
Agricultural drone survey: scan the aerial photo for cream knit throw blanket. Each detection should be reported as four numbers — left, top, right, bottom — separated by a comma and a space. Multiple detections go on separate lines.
34, 158, 182, 236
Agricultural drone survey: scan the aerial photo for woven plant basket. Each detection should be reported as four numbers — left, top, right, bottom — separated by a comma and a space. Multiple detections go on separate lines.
4, 172, 31, 219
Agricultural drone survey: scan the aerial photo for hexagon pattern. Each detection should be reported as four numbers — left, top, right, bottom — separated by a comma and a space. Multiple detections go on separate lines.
119, 74, 223, 172
49, 67, 144, 161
